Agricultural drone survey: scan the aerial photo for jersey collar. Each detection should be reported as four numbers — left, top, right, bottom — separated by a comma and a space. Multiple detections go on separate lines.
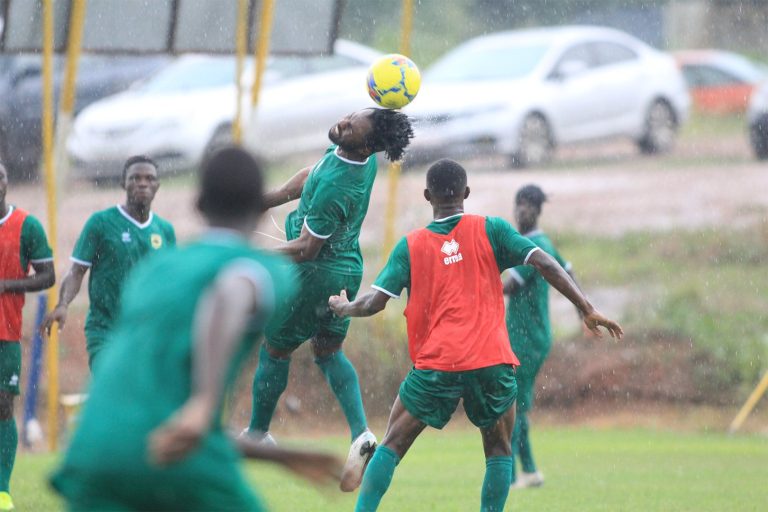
117, 204, 154, 229
0, 205, 14, 226
333, 147, 370, 166
434, 212, 465, 223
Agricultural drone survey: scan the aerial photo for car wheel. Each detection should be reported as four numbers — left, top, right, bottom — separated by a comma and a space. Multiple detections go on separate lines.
204, 124, 233, 158
750, 115, 768, 160
509, 114, 553, 169
638, 100, 676, 154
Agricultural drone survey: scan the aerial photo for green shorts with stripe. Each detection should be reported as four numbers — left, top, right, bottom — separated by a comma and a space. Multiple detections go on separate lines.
0, 342, 21, 395
399, 364, 517, 430
265, 266, 361, 351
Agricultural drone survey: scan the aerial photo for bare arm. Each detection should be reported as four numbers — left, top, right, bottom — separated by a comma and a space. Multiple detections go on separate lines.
263, 167, 311, 209
149, 265, 261, 465
236, 437, 342, 486
275, 225, 326, 263
0, 260, 55, 294
527, 250, 623, 339
329, 289, 390, 318
40, 263, 89, 335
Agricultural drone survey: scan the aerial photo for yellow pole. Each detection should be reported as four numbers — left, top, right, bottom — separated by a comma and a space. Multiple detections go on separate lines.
53, 0, 87, 190
382, 0, 414, 255
231, 0, 249, 144
728, 371, 768, 433
251, 0, 275, 108
42, 0, 58, 452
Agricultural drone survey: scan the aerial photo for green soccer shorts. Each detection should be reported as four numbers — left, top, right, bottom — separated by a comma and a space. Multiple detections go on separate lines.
398, 364, 517, 430
0, 342, 21, 395
265, 267, 361, 351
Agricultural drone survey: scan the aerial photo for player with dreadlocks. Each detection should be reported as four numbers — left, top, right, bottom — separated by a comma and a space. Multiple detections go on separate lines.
244, 108, 414, 492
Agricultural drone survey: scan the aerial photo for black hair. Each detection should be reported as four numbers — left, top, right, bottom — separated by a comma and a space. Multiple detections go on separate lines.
122, 155, 158, 184
426, 159, 467, 200
515, 184, 547, 210
365, 108, 414, 161
197, 147, 264, 218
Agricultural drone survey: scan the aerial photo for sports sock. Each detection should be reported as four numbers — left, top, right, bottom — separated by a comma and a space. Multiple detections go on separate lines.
355, 444, 399, 512
315, 351, 367, 440
481, 456, 513, 511
517, 412, 537, 473
0, 418, 17, 492
249, 344, 290, 432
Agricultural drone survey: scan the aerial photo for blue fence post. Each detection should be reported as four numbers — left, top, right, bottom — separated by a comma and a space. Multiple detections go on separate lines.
22, 294, 47, 447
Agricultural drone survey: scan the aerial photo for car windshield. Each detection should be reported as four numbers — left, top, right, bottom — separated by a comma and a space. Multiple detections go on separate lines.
426, 42, 549, 82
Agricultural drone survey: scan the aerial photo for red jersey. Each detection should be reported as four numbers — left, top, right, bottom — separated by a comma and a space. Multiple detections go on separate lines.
404, 214, 519, 371
0, 207, 29, 341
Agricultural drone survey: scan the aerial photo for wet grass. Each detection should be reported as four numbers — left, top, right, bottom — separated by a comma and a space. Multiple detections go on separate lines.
15, 426, 768, 511
558, 227, 768, 397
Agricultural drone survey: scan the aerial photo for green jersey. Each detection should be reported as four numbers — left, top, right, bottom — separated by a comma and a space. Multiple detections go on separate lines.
0, 207, 53, 270
506, 230, 570, 351
71, 205, 175, 351
285, 145, 377, 276
52, 233, 296, 509
373, 214, 538, 298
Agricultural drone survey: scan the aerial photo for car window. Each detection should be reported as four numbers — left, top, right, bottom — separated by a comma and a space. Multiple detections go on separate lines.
593, 41, 638, 66
550, 43, 596, 77
426, 43, 549, 82
683, 64, 741, 87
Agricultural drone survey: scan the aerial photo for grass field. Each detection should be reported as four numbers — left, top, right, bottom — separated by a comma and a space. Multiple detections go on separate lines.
14, 425, 767, 511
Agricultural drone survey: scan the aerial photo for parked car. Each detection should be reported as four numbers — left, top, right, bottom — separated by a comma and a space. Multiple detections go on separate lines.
68, 40, 381, 180
405, 26, 690, 168
675, 50, 767, 114
0, 54, 171, 181
748, 81, 768, 159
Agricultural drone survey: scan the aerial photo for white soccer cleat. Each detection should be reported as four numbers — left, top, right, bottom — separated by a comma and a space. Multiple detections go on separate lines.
340, 429, 377, 492
238, 428, 277, 447
510, 470, 544, 489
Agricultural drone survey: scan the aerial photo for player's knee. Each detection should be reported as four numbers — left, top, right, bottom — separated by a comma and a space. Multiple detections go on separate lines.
264, 343, 292, 360
310, 337, 342, 359
0, 394, 15, 420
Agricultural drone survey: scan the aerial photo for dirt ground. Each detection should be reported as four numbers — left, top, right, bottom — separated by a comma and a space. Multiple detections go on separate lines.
10, 127, 768, 437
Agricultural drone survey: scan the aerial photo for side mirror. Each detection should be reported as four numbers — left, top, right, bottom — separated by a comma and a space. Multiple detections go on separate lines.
555, 60, 588, 81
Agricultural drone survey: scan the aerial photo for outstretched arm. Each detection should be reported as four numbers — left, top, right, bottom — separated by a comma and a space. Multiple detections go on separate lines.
0, 260, 55, 294
40, 263, 88, 335
329, 289, 390, 318
527, 250, 623, 339
149, 264, 262, 465
236, 438, 343, 486
263, 167, 311, 209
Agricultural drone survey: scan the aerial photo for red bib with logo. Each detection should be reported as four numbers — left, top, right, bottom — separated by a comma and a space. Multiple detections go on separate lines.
404, 214, 519, 371
0, 208, 29, 341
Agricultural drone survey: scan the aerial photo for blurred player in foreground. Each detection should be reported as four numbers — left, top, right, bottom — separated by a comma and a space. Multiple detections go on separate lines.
246, 108, 413, 491
329, 159, 623, 511
51, 148, 342, 511
504, 184, 584, 489
41, 156, 175, 370
0, 163, 55, 511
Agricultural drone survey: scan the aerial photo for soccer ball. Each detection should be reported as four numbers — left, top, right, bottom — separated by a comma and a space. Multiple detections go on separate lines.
366, 54, 421, 109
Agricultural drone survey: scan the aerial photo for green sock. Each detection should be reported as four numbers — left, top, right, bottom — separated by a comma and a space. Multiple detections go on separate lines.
315, 351, 367, 440
516, 412, 537, 473
249, 344, 290, 432
0, 418, 17, 493
481, 456, 513, 512
355, 445, 399, 512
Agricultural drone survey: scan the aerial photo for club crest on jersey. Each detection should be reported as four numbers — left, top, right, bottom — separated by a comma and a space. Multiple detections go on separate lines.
151, 233, 163, 249
441, 239, 463, 265
121, 231, 131, 243
8, 374, 18, 386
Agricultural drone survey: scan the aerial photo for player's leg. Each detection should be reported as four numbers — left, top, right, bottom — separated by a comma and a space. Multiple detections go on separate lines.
0, 342, 20, 510
356, 396, 427, 512
311, 335, 368, 440
247, 343, 294, 437
510, 360, 544, 488
479, 406, 516, 512
463, 364, 518, 512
